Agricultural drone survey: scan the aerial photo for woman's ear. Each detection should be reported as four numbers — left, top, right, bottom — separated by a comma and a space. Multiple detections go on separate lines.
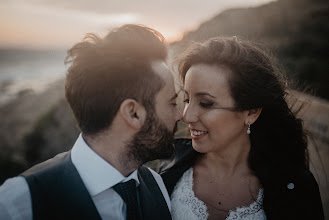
119, 99, 146, 130
245, 108, 262, 125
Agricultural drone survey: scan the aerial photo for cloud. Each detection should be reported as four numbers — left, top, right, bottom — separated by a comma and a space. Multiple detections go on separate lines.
24, 0, 274, 15
0, 0, 274, 48
0, 2, 142, 48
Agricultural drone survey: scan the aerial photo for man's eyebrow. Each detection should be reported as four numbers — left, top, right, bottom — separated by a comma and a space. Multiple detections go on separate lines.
170, 93, 178, 101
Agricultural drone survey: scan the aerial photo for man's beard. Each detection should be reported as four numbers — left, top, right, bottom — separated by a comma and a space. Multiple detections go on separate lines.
126, 109, 177, 164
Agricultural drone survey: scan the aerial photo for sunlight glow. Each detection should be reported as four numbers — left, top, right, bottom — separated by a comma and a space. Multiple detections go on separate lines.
0, 0, 275, 49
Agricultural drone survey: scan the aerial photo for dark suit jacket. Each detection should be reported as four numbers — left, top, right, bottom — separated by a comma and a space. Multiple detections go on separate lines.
159, 138, 325, 220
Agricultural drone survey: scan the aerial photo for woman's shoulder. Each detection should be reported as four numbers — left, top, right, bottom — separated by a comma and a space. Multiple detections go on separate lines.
291, 169, 321, 194
264, 169, 324, 219
297, 170, 323, 207
300, 169, 320, 187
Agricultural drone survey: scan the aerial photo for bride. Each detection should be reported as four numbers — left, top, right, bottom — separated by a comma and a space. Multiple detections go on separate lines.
160, 37, 324, 220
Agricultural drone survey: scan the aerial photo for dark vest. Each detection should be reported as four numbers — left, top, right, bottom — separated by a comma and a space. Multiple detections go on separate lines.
21, 151, 172, 220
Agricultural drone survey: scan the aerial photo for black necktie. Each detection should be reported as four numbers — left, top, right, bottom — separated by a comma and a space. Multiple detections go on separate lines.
113, 179, 140, 220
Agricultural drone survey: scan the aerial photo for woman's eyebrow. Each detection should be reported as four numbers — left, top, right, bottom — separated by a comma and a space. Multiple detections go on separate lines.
182, 90, 216, 98
195, 92, 216, 98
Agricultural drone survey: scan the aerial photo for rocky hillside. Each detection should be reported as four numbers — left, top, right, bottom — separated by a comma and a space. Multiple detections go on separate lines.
0, 79, 79, 181
172, 0, 329, 100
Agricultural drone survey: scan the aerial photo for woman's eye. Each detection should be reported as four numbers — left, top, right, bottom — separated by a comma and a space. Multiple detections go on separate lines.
200, 102, 214, 108
172, 103, 177, 107
183, 99, 190, 104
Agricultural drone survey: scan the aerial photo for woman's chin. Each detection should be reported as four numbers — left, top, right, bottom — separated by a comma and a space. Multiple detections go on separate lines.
191, 141, 207, 153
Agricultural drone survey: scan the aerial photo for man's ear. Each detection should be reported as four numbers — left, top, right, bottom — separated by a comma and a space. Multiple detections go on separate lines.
245, 108, 262, 125
119, 99, 146, 130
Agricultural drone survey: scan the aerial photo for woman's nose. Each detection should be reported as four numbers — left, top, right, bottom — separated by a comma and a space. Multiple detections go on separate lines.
182, 104, 198, 124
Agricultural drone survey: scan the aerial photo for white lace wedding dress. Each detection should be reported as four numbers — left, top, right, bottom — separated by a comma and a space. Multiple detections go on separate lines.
171, 168, 266, 220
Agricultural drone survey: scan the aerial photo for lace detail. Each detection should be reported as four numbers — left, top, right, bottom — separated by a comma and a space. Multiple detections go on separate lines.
171, 168, 208, 219
226, 188, 265, 220
171, 168, 266, 220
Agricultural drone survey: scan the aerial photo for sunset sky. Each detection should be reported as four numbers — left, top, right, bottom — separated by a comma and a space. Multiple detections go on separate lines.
1, 0, 273, 50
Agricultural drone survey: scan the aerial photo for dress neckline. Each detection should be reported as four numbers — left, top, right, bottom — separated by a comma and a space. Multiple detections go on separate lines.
187, 167, 264, 219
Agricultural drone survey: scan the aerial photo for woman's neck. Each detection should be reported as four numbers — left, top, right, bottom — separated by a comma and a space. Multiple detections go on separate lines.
196, 141, 252, 179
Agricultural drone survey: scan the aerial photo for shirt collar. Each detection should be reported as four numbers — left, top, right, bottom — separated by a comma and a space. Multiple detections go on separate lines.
71, 133, 139, 197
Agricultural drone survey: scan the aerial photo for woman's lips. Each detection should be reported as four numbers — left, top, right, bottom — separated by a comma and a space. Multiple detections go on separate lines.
190, 129, 208, 140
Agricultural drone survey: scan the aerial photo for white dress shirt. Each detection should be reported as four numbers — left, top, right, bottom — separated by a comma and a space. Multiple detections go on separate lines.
0, 134, 171, 220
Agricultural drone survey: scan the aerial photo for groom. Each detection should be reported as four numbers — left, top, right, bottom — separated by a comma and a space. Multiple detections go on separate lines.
0, 24, 181, 219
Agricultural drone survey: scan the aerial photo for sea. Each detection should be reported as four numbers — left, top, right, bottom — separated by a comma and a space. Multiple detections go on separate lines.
0, 49, 67, 105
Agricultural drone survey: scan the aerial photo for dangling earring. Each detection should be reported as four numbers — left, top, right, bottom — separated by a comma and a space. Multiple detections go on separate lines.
247, 122, 251, 135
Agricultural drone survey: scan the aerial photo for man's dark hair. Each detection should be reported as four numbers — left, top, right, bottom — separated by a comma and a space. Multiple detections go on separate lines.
65, 24, 167, 134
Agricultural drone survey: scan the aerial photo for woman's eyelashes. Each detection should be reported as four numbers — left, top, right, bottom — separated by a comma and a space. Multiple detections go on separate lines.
200, 102, 214, 108
183, 98, 214, 108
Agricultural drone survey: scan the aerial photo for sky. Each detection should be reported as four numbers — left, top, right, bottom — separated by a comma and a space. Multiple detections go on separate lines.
0, 0, 274, 50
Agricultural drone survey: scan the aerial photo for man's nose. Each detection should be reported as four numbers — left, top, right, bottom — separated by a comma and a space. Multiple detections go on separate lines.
175, 107, 183, 122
